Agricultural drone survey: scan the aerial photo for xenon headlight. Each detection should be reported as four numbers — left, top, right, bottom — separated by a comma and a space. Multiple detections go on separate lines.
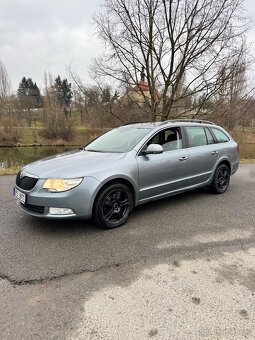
42, 178, 83, 192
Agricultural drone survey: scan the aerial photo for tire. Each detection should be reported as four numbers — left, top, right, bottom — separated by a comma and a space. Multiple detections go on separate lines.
93, 183, 134, 229
210, 164, 230, 194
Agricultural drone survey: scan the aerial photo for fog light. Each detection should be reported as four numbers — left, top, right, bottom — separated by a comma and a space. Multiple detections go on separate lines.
49, 207, 74, 215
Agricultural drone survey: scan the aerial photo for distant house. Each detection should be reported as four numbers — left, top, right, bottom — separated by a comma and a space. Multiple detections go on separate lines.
120, 68, 161, 105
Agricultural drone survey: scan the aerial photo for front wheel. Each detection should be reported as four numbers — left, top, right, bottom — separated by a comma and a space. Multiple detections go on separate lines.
93, 183, 134, 229
210, 164, 230, 194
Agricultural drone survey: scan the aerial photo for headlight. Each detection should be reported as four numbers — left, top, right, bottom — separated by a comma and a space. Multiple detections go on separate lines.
42, 178, 83, 192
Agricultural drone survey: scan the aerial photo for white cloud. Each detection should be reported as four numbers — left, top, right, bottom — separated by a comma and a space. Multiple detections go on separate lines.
0, 0, 103, 90
0, 0, 254, 92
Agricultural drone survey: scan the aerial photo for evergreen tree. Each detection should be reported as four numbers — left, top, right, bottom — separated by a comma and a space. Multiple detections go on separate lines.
17, 77, 28, 97
17, 77, 42, 108
54, 76, 72, 116
31, 81, 42, 107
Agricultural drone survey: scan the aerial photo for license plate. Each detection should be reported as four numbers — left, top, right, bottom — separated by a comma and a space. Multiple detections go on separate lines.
13, 187, 26, 204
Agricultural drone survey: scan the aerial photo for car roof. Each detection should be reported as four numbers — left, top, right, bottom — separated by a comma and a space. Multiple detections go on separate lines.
122, 119, 216, 129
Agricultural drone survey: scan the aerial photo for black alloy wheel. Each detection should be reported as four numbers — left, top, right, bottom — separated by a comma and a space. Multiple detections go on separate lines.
210, 164, 230, 194
93, 183, 134, 228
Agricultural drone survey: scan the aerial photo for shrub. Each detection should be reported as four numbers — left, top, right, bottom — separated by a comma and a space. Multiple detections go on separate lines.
0, 116, 23, 144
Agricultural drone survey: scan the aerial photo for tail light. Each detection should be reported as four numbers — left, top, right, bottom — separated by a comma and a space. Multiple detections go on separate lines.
237, 144, 239, 154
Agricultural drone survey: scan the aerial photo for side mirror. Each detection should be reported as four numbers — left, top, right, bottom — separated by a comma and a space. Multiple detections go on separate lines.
142, 144, 163, 155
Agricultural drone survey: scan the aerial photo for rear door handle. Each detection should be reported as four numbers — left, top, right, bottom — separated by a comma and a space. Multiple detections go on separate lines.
211, 151, 219, 155
179, 156, 188, 161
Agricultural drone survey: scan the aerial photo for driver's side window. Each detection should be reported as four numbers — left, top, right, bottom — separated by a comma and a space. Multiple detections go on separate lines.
146, 127, 183, 152
148, 133, 160, 145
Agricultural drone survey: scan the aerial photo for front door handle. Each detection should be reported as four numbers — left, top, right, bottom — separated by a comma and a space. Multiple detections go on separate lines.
211, 151, 219, 155
179, 156, 188, 161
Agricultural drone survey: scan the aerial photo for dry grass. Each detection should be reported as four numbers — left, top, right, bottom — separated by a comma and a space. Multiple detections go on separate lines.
0, 166, 20, 176
240, 159, 255, 164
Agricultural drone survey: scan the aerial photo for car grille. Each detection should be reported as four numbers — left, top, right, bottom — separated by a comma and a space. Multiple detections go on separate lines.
21, 203, 45, 215
16, 171, 38, 191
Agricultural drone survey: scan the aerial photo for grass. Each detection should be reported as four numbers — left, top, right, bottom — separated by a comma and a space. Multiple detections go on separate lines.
240, 159, 255, 164
0, 126, 94, 147
0, 166, 20, 176
0, 109, 113, 147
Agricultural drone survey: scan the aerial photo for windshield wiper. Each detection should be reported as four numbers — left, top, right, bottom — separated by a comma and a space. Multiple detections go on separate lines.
85, 149, 104, 153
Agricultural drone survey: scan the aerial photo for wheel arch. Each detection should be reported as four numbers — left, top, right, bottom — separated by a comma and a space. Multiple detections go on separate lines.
216, 159, 231, 172
209, 158, 231, 194
92, 177, 137, 211
208, 158, 231, 185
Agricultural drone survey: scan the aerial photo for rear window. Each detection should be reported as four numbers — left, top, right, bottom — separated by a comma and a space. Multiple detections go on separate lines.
211, 128, 229, 143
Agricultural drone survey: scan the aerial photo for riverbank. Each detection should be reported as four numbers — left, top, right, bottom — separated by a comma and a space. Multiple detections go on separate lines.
0, 166, 20, 176
0, 125, 254, 176
0, 146, 77, 176
0, 125, 107, 148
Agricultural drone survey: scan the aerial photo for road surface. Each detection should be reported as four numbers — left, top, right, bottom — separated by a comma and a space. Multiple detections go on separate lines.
0, 164, 254, 339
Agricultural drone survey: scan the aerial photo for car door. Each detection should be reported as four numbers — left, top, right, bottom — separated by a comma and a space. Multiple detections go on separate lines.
184, 126, 219, 186
136, 127, 189, 201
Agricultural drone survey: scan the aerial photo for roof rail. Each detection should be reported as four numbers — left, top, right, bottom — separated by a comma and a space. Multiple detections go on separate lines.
122, 121, 153, 126
160, 119, 215, 125
122, 121, 143, 126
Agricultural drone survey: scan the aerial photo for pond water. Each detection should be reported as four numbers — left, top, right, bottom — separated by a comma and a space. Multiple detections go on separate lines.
0, 146, 78, 170
0, 143, 254, 170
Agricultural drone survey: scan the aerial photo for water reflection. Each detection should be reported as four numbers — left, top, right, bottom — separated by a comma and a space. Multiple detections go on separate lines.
0, 146, 78, 169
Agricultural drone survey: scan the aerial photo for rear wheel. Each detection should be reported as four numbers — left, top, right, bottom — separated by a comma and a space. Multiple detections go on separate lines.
210, 164, 230, 194
93, 183, 134, 229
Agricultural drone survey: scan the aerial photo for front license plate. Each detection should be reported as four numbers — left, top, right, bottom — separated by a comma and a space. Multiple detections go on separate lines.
13, 187, 26, 204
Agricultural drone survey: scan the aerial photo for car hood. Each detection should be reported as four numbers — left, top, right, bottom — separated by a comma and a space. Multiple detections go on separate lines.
23, 149, 127, 178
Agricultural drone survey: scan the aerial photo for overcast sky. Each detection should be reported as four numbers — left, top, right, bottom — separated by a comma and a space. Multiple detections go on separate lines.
0, 0, 255, 92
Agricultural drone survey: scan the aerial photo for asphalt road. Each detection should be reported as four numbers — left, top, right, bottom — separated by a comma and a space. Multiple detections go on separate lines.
0, 164, 255, 339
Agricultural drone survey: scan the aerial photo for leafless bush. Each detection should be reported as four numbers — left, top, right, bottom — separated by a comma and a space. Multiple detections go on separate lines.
41, 73, 74, 141
0, 116, 23, 144
41, 102, 74, 141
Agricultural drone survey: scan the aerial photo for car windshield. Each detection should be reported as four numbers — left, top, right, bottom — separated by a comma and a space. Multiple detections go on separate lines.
85, 126, 152, 153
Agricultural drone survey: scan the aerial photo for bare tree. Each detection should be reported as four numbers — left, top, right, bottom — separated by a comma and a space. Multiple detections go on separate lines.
41, 72, 74, 140
196, 53, 255, 128
0, 60, 11, 117
92, 0, 251, 121
0, 61, 24, 143
69, 67, 123, 125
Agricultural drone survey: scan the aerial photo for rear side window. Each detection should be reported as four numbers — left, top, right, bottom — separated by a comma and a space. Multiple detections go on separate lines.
204, 127, 215, 144
185, 127, 207, 147
211, 128, 229, 143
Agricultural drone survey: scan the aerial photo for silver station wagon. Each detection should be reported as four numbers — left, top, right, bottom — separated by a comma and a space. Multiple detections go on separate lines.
14, 119, 239, 228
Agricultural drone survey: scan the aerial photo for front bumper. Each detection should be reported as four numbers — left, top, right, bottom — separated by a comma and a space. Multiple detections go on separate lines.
14, 176, 101, 219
